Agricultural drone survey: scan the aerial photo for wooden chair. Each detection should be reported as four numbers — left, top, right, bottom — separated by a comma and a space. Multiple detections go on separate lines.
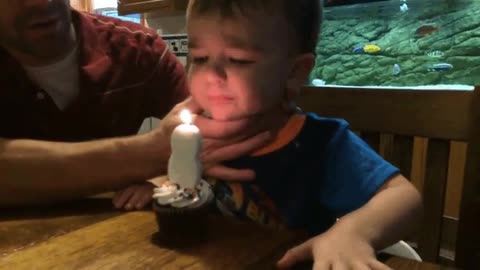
297, 86, 479, 268
456, 86, 480, 269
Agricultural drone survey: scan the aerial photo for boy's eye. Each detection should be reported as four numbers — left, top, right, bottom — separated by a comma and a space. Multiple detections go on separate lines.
228, 58, 255, 65
192, 57, 208, 64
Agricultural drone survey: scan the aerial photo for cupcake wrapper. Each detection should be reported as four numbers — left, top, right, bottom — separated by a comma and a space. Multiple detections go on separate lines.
152, 193, 215, 248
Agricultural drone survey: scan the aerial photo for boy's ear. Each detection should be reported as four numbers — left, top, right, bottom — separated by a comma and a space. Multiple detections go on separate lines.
286, 53, 315, 99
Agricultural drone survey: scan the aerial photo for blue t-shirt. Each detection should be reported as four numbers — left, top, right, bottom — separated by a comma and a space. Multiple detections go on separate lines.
210, 113, 399, 235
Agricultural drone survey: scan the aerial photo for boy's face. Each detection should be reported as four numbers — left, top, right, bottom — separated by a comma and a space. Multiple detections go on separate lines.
187, 9, 294, 121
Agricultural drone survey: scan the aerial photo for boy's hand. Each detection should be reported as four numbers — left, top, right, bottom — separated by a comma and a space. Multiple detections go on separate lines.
277, 230, 392, 270
113, 183, 155, 211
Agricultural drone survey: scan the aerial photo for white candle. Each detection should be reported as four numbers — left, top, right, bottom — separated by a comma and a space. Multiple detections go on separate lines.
167, 109, 203, 189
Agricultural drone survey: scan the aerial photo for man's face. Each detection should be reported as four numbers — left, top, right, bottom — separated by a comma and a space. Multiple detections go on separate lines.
0, 0, 72, 61
187, 9, 293, 121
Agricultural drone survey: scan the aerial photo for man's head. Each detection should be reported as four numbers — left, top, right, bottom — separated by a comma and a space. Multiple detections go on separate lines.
0, 0, 74, 65
187, 0, 321, 121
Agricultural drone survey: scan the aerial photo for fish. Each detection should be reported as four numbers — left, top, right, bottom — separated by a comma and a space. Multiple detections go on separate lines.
352, 45, 364, 54
415, 24, 439, 38
427, 63, 453, 72
393, 64, 401, 76
426, 50, 444, 58
400, 3, 408, 13
311, 79, 326, 86
363, 44, 381, 54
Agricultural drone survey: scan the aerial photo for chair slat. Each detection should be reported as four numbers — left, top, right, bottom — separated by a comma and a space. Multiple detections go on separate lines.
361, 132, 380, 153
391, 135, 413, 181
455, 86, 480, 269
410, 137, 429, 194
418, 139, 450, 262
444, 142, 467, 218
379, 134, 395, 161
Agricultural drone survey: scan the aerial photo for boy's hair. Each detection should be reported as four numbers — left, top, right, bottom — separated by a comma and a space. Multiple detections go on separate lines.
187, 0, 322, 55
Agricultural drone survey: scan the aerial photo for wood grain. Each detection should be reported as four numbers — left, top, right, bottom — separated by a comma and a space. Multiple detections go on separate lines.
444, 142, 467, 218
299, 87, 472, 141
0, 197, 122, 257
410, 137, 429, 195
0, 211, 455, 270
0, 212, 305, 270
418, 140, 450, 262
455, 86, 480, 269
379, 134, 395, 161
391, 135, 413, 179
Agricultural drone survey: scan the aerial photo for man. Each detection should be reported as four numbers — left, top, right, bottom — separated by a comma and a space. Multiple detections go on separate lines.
0, 0, 271, 207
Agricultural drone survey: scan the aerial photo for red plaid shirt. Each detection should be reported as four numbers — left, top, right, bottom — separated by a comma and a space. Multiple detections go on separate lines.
0, 10, 187, 141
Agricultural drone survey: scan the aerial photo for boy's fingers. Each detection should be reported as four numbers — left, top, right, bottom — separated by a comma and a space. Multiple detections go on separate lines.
329, 261, 348, 270
125, 185, 154, 210
276, 240, 313, 269
350, 262, 370, 270
112, 190, 124, 206
113, 187, 135, 209
133, 190, 154, 210
312, 261, 332, 270
367, 260, 393, 270
137, 192, 154, 210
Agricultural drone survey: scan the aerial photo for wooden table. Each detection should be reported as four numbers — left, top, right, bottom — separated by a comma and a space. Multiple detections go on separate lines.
0, 197, 456, 270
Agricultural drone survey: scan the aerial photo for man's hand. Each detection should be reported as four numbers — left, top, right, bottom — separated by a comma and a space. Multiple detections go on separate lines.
113, 183, 155, 211
155, 97, 279, 181
277, 229, 392, 270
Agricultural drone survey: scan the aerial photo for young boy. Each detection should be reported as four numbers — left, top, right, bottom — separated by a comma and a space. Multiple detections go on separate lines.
115, 0, 423, 268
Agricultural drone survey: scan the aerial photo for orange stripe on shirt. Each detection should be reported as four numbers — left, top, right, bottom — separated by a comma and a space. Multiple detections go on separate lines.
252, 114, 306, 157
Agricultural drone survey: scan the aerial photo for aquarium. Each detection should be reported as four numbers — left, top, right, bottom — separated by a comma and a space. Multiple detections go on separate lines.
309, 0, 479, 89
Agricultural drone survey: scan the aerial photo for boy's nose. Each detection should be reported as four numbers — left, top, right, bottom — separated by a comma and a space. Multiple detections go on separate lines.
206, 63, 227, 84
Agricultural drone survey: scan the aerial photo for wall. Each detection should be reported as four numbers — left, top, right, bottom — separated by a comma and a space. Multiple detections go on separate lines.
145, 12, 186, 35
143, 12, 187, 130
70, 0, 85, 10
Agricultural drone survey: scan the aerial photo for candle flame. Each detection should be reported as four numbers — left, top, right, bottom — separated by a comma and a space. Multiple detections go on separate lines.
180, 109, 193, 125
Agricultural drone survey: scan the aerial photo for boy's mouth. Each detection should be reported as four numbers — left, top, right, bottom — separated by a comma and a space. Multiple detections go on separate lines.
208, 95, 234, 104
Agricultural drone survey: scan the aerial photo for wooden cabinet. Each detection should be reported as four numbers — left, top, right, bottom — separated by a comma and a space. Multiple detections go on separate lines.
117, 0, 188, 15
71, 0, 91, 12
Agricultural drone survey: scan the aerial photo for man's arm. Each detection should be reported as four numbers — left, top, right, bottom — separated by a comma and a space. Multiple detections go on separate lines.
0, 131, 168, 207
0, 99, 274, 208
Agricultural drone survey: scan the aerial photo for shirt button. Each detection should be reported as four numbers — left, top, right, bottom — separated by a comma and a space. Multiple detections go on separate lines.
36, 92, 45, 100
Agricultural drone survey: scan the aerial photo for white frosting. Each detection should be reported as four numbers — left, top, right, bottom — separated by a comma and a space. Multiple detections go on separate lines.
152, 179, 213, 209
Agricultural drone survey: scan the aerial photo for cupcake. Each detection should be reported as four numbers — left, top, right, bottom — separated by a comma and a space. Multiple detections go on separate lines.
151, 177, 214, 247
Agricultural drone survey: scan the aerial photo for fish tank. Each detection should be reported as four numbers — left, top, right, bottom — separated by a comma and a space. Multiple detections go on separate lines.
94, 8, 142, 24
309, 0, 478, 90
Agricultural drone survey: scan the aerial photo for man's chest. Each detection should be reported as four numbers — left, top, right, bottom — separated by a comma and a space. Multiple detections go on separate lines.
0, 83, 148, 141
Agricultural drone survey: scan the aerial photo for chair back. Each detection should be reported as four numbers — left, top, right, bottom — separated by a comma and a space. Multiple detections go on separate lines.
297, 86, 477, 267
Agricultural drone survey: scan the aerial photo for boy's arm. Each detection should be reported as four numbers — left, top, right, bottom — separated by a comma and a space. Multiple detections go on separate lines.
278, 174, 422, 269
330, 174, 422, 249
